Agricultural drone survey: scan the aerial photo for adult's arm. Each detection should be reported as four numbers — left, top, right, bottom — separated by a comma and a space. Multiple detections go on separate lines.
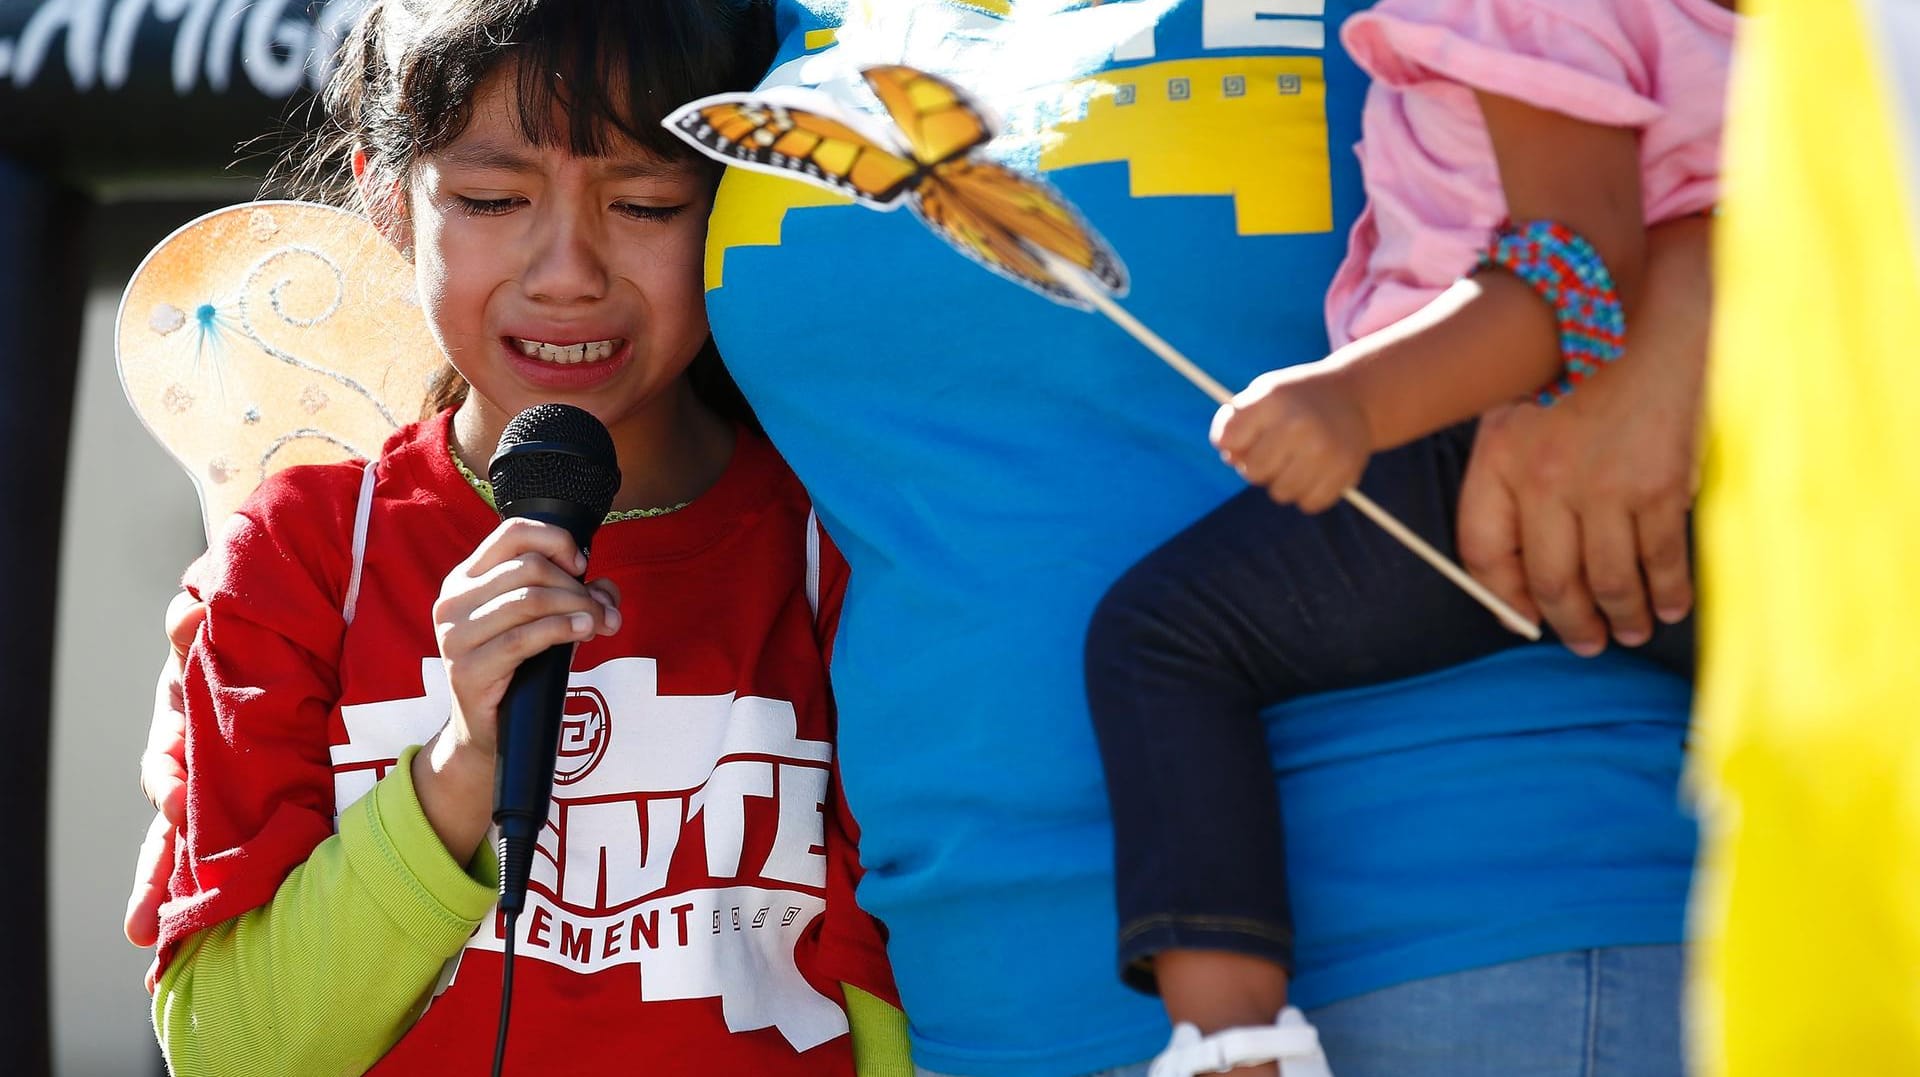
1457, 214, 1712, 653
125, 590, 201, 948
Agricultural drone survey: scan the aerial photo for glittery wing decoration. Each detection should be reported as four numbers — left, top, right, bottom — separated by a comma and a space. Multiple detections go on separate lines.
663, 65, 1129, 308
115, 201, 440, 540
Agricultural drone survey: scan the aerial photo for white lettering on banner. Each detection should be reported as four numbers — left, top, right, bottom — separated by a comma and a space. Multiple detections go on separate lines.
480, 886, 848, 1050
757, 0, 1325, 99
763, 763, 830, 888
1113, 24, 1157, 62
1202, 0, 1326, 51
328, 656, 841, 1046
690, 758, 776, 879
558, 798, 682, 909
331, 658, 450, 810
1, 0, 368, 95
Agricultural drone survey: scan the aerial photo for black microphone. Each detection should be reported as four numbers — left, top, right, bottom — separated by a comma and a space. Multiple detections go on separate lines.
486, 403, 620, 916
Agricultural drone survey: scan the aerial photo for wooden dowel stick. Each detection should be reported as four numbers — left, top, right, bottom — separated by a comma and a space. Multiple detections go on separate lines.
1036, 249, 1541, 641
1337, 488, 1541, 640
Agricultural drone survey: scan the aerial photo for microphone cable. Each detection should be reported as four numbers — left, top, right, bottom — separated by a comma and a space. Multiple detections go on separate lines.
490, 906, 519, 1077
490, 821, 539, 1077
491, 898, 522, 1075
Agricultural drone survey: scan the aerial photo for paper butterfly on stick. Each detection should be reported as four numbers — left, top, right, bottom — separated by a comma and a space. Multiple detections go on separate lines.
116, 201, 439, 540
667, 64, 1541, 638
666, 64, 1129, 307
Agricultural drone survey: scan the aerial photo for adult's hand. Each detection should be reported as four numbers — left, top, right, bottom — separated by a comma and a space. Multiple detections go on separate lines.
124, 590, 205, 947
1456, 215, 1712, 655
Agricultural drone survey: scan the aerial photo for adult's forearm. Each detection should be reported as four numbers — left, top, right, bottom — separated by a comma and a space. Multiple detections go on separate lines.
1638, 213, 1714, 428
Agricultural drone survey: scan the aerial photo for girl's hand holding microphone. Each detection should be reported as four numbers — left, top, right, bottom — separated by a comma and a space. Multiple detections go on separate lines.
412, 516, 621, 862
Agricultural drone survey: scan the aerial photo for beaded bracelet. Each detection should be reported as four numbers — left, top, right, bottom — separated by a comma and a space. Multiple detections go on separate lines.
1478, 219, 1626, 406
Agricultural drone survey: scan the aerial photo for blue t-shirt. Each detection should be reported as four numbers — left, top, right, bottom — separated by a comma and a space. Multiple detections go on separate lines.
705, 3, 1696, 1075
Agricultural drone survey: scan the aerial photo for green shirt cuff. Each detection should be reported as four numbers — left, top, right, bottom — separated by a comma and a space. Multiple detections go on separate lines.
344, 744, 498, 947
845, 983, 913, 1077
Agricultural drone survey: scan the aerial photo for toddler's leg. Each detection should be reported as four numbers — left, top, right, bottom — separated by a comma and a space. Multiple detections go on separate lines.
1085, 486, 1297, 996
1086, 426, 1547, 1070
1086, 526, 1293, 1075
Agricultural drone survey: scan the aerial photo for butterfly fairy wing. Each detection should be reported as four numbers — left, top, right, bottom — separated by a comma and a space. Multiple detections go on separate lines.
115, 201, 440, 540
861, 65, 995, 166
911, 157, 1131, 307
665, 93, 922, 207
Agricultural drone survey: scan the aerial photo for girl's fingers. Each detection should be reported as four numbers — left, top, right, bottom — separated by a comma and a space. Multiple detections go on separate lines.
466, 551, 592, 606
453, 610, 603, 684
440, 584, 608, 658
437, 549, 596, 630
587, 576, 622, 608
435, 520, 615, 716
467, 584, 604, 629
460, 517, 588, 579
585, 578, 623, 634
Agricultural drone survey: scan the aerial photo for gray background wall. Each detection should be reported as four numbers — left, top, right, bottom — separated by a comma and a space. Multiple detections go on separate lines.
51, 197, 233, 1077
2, 0, 373, 1071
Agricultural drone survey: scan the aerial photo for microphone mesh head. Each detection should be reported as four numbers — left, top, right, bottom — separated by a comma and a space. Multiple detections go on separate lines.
488, 404, 621, 520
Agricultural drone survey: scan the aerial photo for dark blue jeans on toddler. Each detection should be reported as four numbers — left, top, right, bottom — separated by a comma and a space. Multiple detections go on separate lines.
1082, 421, 1694, 992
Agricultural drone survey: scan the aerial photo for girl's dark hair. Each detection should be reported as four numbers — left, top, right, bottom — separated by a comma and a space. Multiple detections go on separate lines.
284, 0, 774, 424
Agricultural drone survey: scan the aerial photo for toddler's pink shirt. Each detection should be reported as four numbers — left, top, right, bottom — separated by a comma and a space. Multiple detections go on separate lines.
1325, 0, 1736, 348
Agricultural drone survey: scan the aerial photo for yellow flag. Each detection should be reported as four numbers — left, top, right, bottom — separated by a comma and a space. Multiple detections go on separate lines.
1693, 0, 1920, 1072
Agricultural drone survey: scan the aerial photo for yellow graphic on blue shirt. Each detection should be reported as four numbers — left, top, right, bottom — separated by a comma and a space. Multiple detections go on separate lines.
702, 0, 1336, 290
705, 171, 850, 292
1041, 56, 1332, 236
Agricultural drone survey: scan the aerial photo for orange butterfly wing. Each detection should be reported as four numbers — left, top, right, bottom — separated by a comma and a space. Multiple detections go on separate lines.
673, 100, 921, 206
667, 69, 1131, 306
861, 65, 993, 166
911, 158, 1130, 305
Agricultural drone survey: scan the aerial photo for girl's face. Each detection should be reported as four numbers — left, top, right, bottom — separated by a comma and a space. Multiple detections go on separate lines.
405, 69, 713, 442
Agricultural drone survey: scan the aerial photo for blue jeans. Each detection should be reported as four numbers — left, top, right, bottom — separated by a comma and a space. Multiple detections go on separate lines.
1083, 424, 1693, 986
913, 944, 1686, 1077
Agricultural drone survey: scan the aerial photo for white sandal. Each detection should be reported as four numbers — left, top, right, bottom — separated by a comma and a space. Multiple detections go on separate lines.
1147, 1006, 1334, 1077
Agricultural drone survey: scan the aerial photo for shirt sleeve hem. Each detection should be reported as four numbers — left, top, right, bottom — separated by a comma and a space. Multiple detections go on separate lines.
343, 744, 498, 946
1343, 8, 1664, 129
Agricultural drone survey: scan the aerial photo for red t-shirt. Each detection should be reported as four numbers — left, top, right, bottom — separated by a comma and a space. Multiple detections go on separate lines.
158, 412, 895, 1075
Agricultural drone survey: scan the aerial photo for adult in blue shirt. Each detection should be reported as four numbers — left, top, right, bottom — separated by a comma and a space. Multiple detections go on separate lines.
700, 3, 1702, 1076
